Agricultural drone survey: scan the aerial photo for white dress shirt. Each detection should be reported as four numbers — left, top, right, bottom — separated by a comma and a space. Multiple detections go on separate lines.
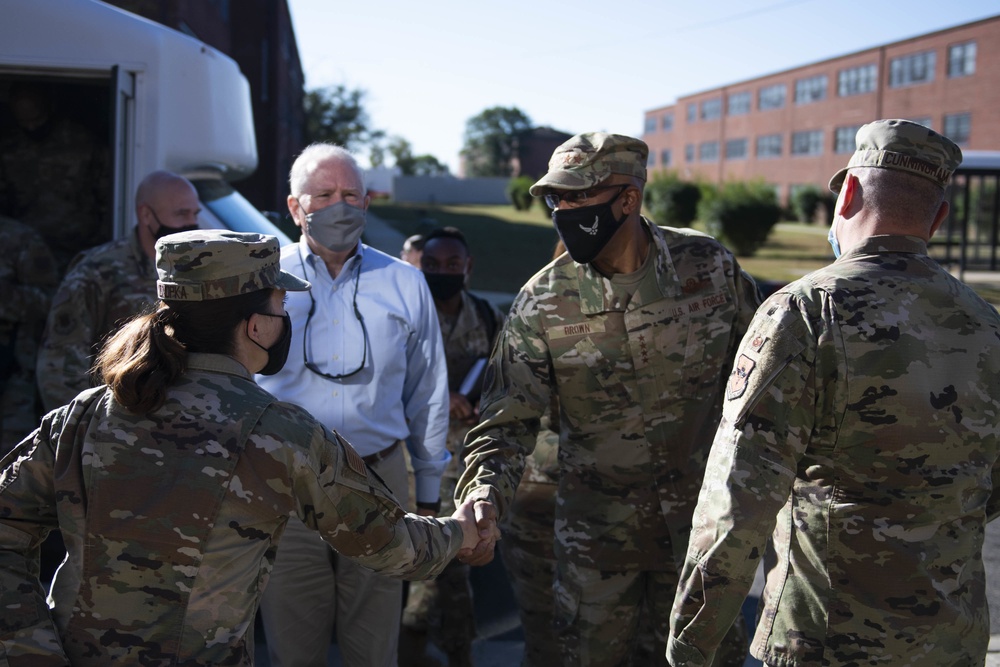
258, 238, 450, 503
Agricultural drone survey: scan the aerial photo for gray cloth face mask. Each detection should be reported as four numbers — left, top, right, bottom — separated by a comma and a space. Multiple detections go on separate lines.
305, 201, 367, 252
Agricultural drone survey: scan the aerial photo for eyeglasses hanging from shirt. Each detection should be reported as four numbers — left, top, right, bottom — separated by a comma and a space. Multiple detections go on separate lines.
300, 254, 369, 381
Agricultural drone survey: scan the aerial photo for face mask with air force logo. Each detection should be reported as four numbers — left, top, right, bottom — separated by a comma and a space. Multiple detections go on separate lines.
551, 187, 629, 264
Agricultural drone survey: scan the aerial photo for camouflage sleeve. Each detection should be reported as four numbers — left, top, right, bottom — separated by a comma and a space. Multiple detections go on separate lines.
279, 412, 464, 581
36, 266, 105, 411
0, 410, 71, 665
668, 294, 821, 666
0, 225, 58, 324
454, 291, 550, 518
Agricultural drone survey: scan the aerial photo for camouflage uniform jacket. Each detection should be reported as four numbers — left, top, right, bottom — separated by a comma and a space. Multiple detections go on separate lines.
458, 219, 760, 570
441, 290, 504, 476
668, 236, 1000, 667
0, 353, 463, 666
36, 229, 157, 411
0, 216, 58, 451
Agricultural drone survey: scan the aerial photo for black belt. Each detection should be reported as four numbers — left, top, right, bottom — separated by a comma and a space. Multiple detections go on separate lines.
362, 440, 401, 466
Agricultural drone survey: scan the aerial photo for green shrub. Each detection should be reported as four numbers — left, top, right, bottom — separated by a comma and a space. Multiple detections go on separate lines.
791, 185, 823, 223
702, 180, 782, 256
506, 176, 534, 211
643, 171, 702, 226
819, 192, 838, 226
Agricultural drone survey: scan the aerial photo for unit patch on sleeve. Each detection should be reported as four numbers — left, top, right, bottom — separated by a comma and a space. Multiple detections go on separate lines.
727, 354, 757, 401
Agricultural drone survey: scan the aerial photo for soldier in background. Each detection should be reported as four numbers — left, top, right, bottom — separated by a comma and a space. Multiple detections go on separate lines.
0, 82, 110, 274
0, 216, 58, 454
401, 233, 426, 268
456, 132, 758, 665
36, 171, 199, 411
401, 226, 504, 667
668, 120, 1000, 666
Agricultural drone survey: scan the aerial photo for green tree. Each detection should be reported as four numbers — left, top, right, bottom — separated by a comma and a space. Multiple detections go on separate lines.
506, 176, 534, 211
791, 185, 823, 223
460, 106, 532, 177
643, 171, 702, 226
303, 85, 384, 150
383, 136, 449, 176
702, 180, 782, 256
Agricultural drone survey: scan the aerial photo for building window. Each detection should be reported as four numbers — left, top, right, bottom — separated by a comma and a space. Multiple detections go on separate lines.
661, 149, 672, 167
948, 41, 976, 78
644, 116, 657, 134
687, 103, 697, 123
794, 75, 828, 105
889, 51, 936, 87
943, 113, 971, 145
685, 144, 695, 162
647, 153, 656, 167
727, 91, 751, 116
725, 138, 748, 160
699, 141, 719, 162
834, 126, 861, 154
907, 116, 933, 130
700, 98, 722, 121
756, 134, 783, 158
791, 130, 823, 156
758, 84, 786, 111
661, 112, 674, 131
837, 64, 877, 97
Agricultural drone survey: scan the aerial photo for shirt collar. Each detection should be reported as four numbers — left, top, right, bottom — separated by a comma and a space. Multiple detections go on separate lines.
297, 236, 366, 282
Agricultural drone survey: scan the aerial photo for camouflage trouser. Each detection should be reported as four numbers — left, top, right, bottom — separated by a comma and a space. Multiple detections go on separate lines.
402, 475, 476, 660
500, 480, 560, 667
553, 561, 749, 667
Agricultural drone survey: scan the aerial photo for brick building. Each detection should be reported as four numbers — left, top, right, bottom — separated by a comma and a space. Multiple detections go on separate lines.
642, 15, 1000, 203
105, 0, 305, 214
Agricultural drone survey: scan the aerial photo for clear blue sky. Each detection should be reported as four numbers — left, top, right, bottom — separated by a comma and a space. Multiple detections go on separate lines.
288, 0, 999, 173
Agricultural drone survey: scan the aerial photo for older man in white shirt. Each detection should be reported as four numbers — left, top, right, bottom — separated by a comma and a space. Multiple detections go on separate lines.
257, 143, 450, 667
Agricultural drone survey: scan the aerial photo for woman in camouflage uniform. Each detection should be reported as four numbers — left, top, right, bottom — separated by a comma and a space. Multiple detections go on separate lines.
0, 230, 490, 666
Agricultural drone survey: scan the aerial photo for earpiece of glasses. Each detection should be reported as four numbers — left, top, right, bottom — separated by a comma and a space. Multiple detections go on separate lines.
544, 183, 628, 209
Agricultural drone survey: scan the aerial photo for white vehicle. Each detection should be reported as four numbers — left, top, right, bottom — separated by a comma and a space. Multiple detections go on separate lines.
0, 0, 291, 248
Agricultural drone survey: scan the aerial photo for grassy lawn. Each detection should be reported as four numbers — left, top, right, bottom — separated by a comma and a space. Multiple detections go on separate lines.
372, 201, 1000, 306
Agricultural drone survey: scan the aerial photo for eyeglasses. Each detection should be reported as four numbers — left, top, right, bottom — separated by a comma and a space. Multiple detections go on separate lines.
544, 184, 628, 210
302, 261, 368, 381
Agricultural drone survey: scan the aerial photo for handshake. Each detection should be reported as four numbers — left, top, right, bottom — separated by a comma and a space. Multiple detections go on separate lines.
451, 497, 501, 566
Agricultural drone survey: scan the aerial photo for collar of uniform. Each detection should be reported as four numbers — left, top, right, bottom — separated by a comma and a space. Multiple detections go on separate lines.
840, 234, 928, 261
129, 226, 157, 280
186, 352, 254, 380
575, 217, 680, 315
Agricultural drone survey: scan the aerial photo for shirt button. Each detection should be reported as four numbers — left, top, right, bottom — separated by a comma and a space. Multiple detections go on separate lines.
333, 319, 339, 325
333, 390, 339, 397
333, 354, 340, 360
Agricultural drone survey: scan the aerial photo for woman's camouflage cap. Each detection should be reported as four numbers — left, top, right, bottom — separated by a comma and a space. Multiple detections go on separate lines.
529, 132, 648, 196
829, 119, 963, 193
155, 230, 310, 301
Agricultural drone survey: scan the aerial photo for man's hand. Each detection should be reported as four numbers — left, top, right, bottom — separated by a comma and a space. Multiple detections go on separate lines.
449, 391, 477, 424
453, 499, 500, 566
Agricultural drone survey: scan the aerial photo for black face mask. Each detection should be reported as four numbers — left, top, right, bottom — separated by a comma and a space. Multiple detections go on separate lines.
423, 272, 465, 301
150, 209, 198, 240
249, 313, 292, 376
551, 188, 629, 264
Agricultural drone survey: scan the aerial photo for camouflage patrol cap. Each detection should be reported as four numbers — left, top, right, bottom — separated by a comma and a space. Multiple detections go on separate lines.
155, 230, 310, 301
529, 132, 648, 196
829, 119, 963, 193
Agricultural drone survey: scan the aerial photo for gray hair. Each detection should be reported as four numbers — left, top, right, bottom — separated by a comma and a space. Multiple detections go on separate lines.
288, 143, 366, 197
854, 167, 945, 226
